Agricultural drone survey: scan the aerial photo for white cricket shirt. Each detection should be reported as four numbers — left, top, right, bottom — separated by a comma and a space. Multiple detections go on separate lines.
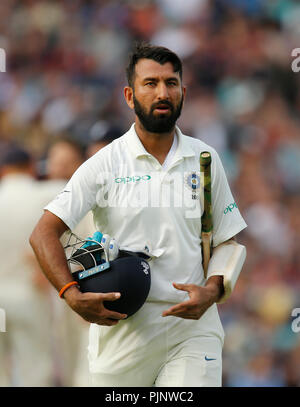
45, 124, 247, 341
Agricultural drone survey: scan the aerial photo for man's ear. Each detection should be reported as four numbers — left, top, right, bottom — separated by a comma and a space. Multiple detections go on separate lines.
124, 86, 134, 110
182, 86, 186, 105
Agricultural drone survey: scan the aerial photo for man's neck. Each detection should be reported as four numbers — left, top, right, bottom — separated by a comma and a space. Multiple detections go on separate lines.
134, 120, 176, 165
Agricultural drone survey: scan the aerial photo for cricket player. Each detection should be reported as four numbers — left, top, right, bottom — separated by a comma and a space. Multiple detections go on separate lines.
30, 43, 247, 387
0, 146, 59, 386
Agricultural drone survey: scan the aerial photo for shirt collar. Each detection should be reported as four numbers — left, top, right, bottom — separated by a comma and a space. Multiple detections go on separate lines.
124, 123, 195, 160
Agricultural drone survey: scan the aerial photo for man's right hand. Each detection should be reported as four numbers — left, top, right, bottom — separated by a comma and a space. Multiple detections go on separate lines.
63, 285, 127, 326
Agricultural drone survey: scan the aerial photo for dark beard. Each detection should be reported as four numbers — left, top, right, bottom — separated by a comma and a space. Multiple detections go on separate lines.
133, 94, 183, 133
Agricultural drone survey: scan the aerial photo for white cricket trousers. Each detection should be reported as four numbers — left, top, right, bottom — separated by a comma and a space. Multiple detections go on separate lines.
88, 302, 223, 387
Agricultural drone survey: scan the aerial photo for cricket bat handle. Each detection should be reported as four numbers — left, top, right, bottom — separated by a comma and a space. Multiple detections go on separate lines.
201, 231, 212, 279
200, 151, 212, 280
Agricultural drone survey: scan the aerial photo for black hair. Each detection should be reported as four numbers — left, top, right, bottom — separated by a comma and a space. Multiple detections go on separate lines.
126, 42, 183, 88
0, 143, 31, 168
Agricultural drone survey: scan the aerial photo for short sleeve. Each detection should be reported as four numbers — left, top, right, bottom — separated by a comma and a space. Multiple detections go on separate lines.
211, 151, 247, 247
44, 160, 98, 231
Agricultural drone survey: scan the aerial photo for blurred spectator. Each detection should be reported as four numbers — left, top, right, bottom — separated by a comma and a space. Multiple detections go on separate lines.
0, 144, 59, 386
227, 350, 285, 387
41, 134, 95, 386
86, 120, 123, 158
45, 136, 85, 181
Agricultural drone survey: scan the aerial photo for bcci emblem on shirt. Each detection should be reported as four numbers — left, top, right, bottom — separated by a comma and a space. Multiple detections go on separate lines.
185, 172, 201, 200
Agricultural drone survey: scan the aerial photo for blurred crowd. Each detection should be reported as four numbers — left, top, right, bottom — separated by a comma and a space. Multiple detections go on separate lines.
0, 0, 300, 387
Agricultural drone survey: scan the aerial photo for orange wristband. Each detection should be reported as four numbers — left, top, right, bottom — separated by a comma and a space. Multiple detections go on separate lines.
59, 281, 79, 298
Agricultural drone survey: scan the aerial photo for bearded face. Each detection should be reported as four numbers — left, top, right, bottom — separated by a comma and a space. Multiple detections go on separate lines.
125, 59, 185, 134
133, 93, 184, 133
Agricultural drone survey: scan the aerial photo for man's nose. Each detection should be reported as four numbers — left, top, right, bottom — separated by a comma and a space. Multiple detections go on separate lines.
156, 83, 169, 100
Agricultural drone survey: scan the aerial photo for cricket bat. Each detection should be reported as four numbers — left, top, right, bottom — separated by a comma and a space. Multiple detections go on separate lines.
200, 151, 212, 279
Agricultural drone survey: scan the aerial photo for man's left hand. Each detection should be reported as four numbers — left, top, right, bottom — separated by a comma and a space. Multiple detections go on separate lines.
162, 277, 223, 320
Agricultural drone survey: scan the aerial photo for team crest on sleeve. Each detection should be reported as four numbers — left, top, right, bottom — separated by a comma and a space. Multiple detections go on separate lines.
184, 171, 201, 200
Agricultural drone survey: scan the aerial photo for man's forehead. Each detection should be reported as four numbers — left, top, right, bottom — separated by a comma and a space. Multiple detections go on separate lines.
134, 58, 179, 80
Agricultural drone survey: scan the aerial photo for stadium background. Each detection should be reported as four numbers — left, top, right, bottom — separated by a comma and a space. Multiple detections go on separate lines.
0, 0, 300, 387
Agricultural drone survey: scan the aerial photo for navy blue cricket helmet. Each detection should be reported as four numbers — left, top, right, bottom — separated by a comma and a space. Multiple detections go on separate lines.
65, 233, 151, 318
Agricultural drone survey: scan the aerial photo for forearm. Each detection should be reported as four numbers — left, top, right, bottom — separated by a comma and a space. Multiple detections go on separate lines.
29, 212, 128, 326
29, 217, 73, 293
204, 275, 224, 304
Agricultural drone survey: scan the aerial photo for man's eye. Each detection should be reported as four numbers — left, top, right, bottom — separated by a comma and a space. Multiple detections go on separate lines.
145, 82, 155, 86
168, 81, 177, 86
